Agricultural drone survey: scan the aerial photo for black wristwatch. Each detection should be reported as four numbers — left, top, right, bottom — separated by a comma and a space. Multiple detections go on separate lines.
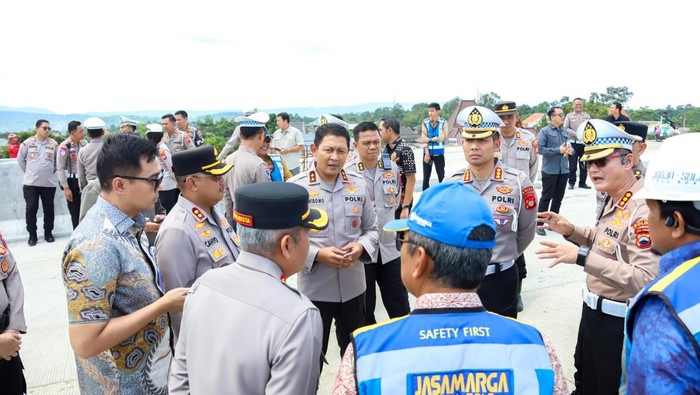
577, 246, 590, 267
401, 204, 411, 209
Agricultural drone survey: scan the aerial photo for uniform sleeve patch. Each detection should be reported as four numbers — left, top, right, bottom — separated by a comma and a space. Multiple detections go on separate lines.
632, 219, 652, 249
532, 139, 539, 155
522, 185, 537, 210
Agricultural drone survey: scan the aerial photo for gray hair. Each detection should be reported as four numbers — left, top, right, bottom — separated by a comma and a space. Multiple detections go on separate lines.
406, 225, 494, 290
237, 226, 301, 258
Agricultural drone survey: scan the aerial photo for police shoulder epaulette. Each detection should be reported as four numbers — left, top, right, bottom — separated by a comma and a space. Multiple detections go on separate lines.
357, 162, 365, 171
493, 167, 503, 180
616, 191, 634, 209
308, 170, 318, 184
463, 169, 471, 182
515, 131, 521, 139
502, 166, 521, 176
191, 207, 207, 222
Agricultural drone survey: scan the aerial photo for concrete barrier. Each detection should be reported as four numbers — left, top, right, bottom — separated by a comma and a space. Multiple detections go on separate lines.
0, 158, 72, 241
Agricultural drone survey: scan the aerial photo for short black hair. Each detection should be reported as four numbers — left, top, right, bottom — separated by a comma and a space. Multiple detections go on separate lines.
277, 112, 290, 123
36, 119, 49, 128
573, 97, 584, 103
174, 110, 188, 118
161, 113, 176, 123
547, 106, 562, 118
68, 120, 81, 133
659, 200, 700, 234
381, 116, 400, 135
146, 132, 163, 144
428, 102, 441, 111
87, 128, 103, 138
314, 123, 350, 148
97, 134, 158, 191
240, 126, 264, 139
612, 102, 623, 111
352, 121, 379, 142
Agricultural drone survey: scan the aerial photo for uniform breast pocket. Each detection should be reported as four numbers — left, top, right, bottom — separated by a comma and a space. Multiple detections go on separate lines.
45, 146, 55, 160
516, 150, 530, 160
382, 184, 399, 208
344, 203, 362, 235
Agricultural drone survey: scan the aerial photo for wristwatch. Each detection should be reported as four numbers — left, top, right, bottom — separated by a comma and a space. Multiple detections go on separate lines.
576, 245, 590, 267
401, 204, 411, 209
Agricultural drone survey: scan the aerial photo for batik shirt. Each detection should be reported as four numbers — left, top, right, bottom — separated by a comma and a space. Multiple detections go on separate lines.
62, 196, 171, 395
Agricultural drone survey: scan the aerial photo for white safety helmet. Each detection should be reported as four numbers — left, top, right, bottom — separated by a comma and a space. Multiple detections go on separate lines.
635, 133, 700, 209
84, 117, 106, 130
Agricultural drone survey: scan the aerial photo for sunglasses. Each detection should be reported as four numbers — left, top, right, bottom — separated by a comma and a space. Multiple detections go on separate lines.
41, 126, 52, 131
394, 232, 417, 251
586, 153, 622, 169
113, 170, 164, 191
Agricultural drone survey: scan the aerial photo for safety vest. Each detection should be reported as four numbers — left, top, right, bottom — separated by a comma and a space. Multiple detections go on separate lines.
625, 255, 700, 366
269, 153, 284, 182
353, 307, 555, 395
423, 118, 445, 155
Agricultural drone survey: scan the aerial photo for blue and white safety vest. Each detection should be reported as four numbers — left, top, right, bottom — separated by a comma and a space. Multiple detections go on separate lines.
352, 307, 555, 394
268, 153, 284, 182
423, 117, 446, 155
625, 255, 700, 368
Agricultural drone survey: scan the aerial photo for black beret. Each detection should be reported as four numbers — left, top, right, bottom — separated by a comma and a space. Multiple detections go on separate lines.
234, 183, 328, 230
172, 145, 232, 177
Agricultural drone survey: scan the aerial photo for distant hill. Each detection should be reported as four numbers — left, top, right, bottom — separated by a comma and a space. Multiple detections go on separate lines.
0, 102, 412, 133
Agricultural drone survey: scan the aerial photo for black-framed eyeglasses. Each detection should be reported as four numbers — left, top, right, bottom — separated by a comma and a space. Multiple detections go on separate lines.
586, 153, 622, 169
41, 126, 52, 131
395, 232, 417, 251
113, 170, 164, 191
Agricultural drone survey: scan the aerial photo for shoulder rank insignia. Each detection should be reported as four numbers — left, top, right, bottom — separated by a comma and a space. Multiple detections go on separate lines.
192, 207, 206, 221
616, 191, 633, 209
309, 170, 317, 184
494, 167, 503, 180
341, 169, 349, 182
0, 247, 6, 256
358, 162, 365, 171
377, 160, 383, 169
516, 131, 521, 139
463, 169, 471, 182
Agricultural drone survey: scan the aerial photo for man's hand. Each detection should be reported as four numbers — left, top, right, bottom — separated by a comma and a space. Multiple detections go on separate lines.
159, 287, 190, 313
423, 153, 431, 164
316, 247, 352, 268
559, 143, 569, 155
0, 331, 21, 361
535, 240, 578, 268
400, 207, 409, 219
340, 242, 364, 264
420, 135, 429, 144
64, 188, 73, 202
537, 211, 575, 236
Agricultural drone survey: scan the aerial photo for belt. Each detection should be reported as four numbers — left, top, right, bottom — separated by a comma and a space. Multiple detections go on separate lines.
570, 139, 582, 144
67, 173, 77, 178
484, 260, 515, 276
581, 286, 627, 318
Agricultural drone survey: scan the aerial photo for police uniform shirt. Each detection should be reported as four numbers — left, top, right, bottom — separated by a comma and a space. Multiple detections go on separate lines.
446, 163, 537, 263
345, 157, 401, 263
156, 141, 177, 191
17, 136, 58, 187
289, 168, 379, 302
271, 125, 305, 169
497, 129, 539, 183
56, 139, 86, 188
0, 241, 27, 333
155, 194, 240, 337
166, 130, 195, 154
223, 145, 271, 211
564, 111, 592, 142
566, 178, 659, 302
77, 139, 103, 189
169, 251, 323, 395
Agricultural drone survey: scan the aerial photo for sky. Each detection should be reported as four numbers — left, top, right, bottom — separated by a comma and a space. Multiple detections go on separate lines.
0, 0, 697, 115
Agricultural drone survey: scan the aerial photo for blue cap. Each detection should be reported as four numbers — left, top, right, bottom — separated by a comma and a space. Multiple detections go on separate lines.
384, 182, 496, 249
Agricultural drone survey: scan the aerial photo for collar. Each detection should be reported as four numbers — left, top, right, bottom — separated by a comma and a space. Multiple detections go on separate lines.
614, 178, 642, 209
236, 250, 285, 282
95, 196, 146, 234
387, 136, 403, 149
239, 145, 257, 155
415, 292, 483, 309
178, 195, 216, 225
463, 163, 503, 183
659, 240, 700, 276
307, 165, 351, 190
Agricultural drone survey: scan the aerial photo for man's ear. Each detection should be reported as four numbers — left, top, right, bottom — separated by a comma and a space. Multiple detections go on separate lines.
112, 177, 125, 194
310, 144, 317, 154
412, 246, 430, 280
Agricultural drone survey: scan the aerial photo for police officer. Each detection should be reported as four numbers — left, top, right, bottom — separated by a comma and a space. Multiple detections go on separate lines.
162, 113, 194, 154
0, 232, 28, 394
259, 135, 293, 181
223, 112, 271, 224
613, 121, 648, 180
175, 110, 204, 147
345, 121, 408, 325
170, 182, 327, 394
145, 124, 179, 212
218, 109, 256, 161
536, 119, 659, 395
333, 182, 566, 394
155, 145, 240, 339
18, 119, 58, 245
445, 106, 537, 319
77, 117, 105, 190
57, 120, 86, 229
118, 115, 138, 134
494, 101, 539, 312
289, 122, 378, 361
622, 133, 700, 392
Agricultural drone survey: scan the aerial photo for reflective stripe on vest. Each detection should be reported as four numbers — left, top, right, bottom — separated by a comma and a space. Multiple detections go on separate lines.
424, 118, 445, 155
269, 154, 284, 182
626, 255, 700, 357
353, 309, 554, 394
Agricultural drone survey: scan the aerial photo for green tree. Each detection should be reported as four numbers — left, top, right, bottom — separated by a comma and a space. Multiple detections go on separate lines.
476, 92, 501, 108
600, 86, 634, 105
